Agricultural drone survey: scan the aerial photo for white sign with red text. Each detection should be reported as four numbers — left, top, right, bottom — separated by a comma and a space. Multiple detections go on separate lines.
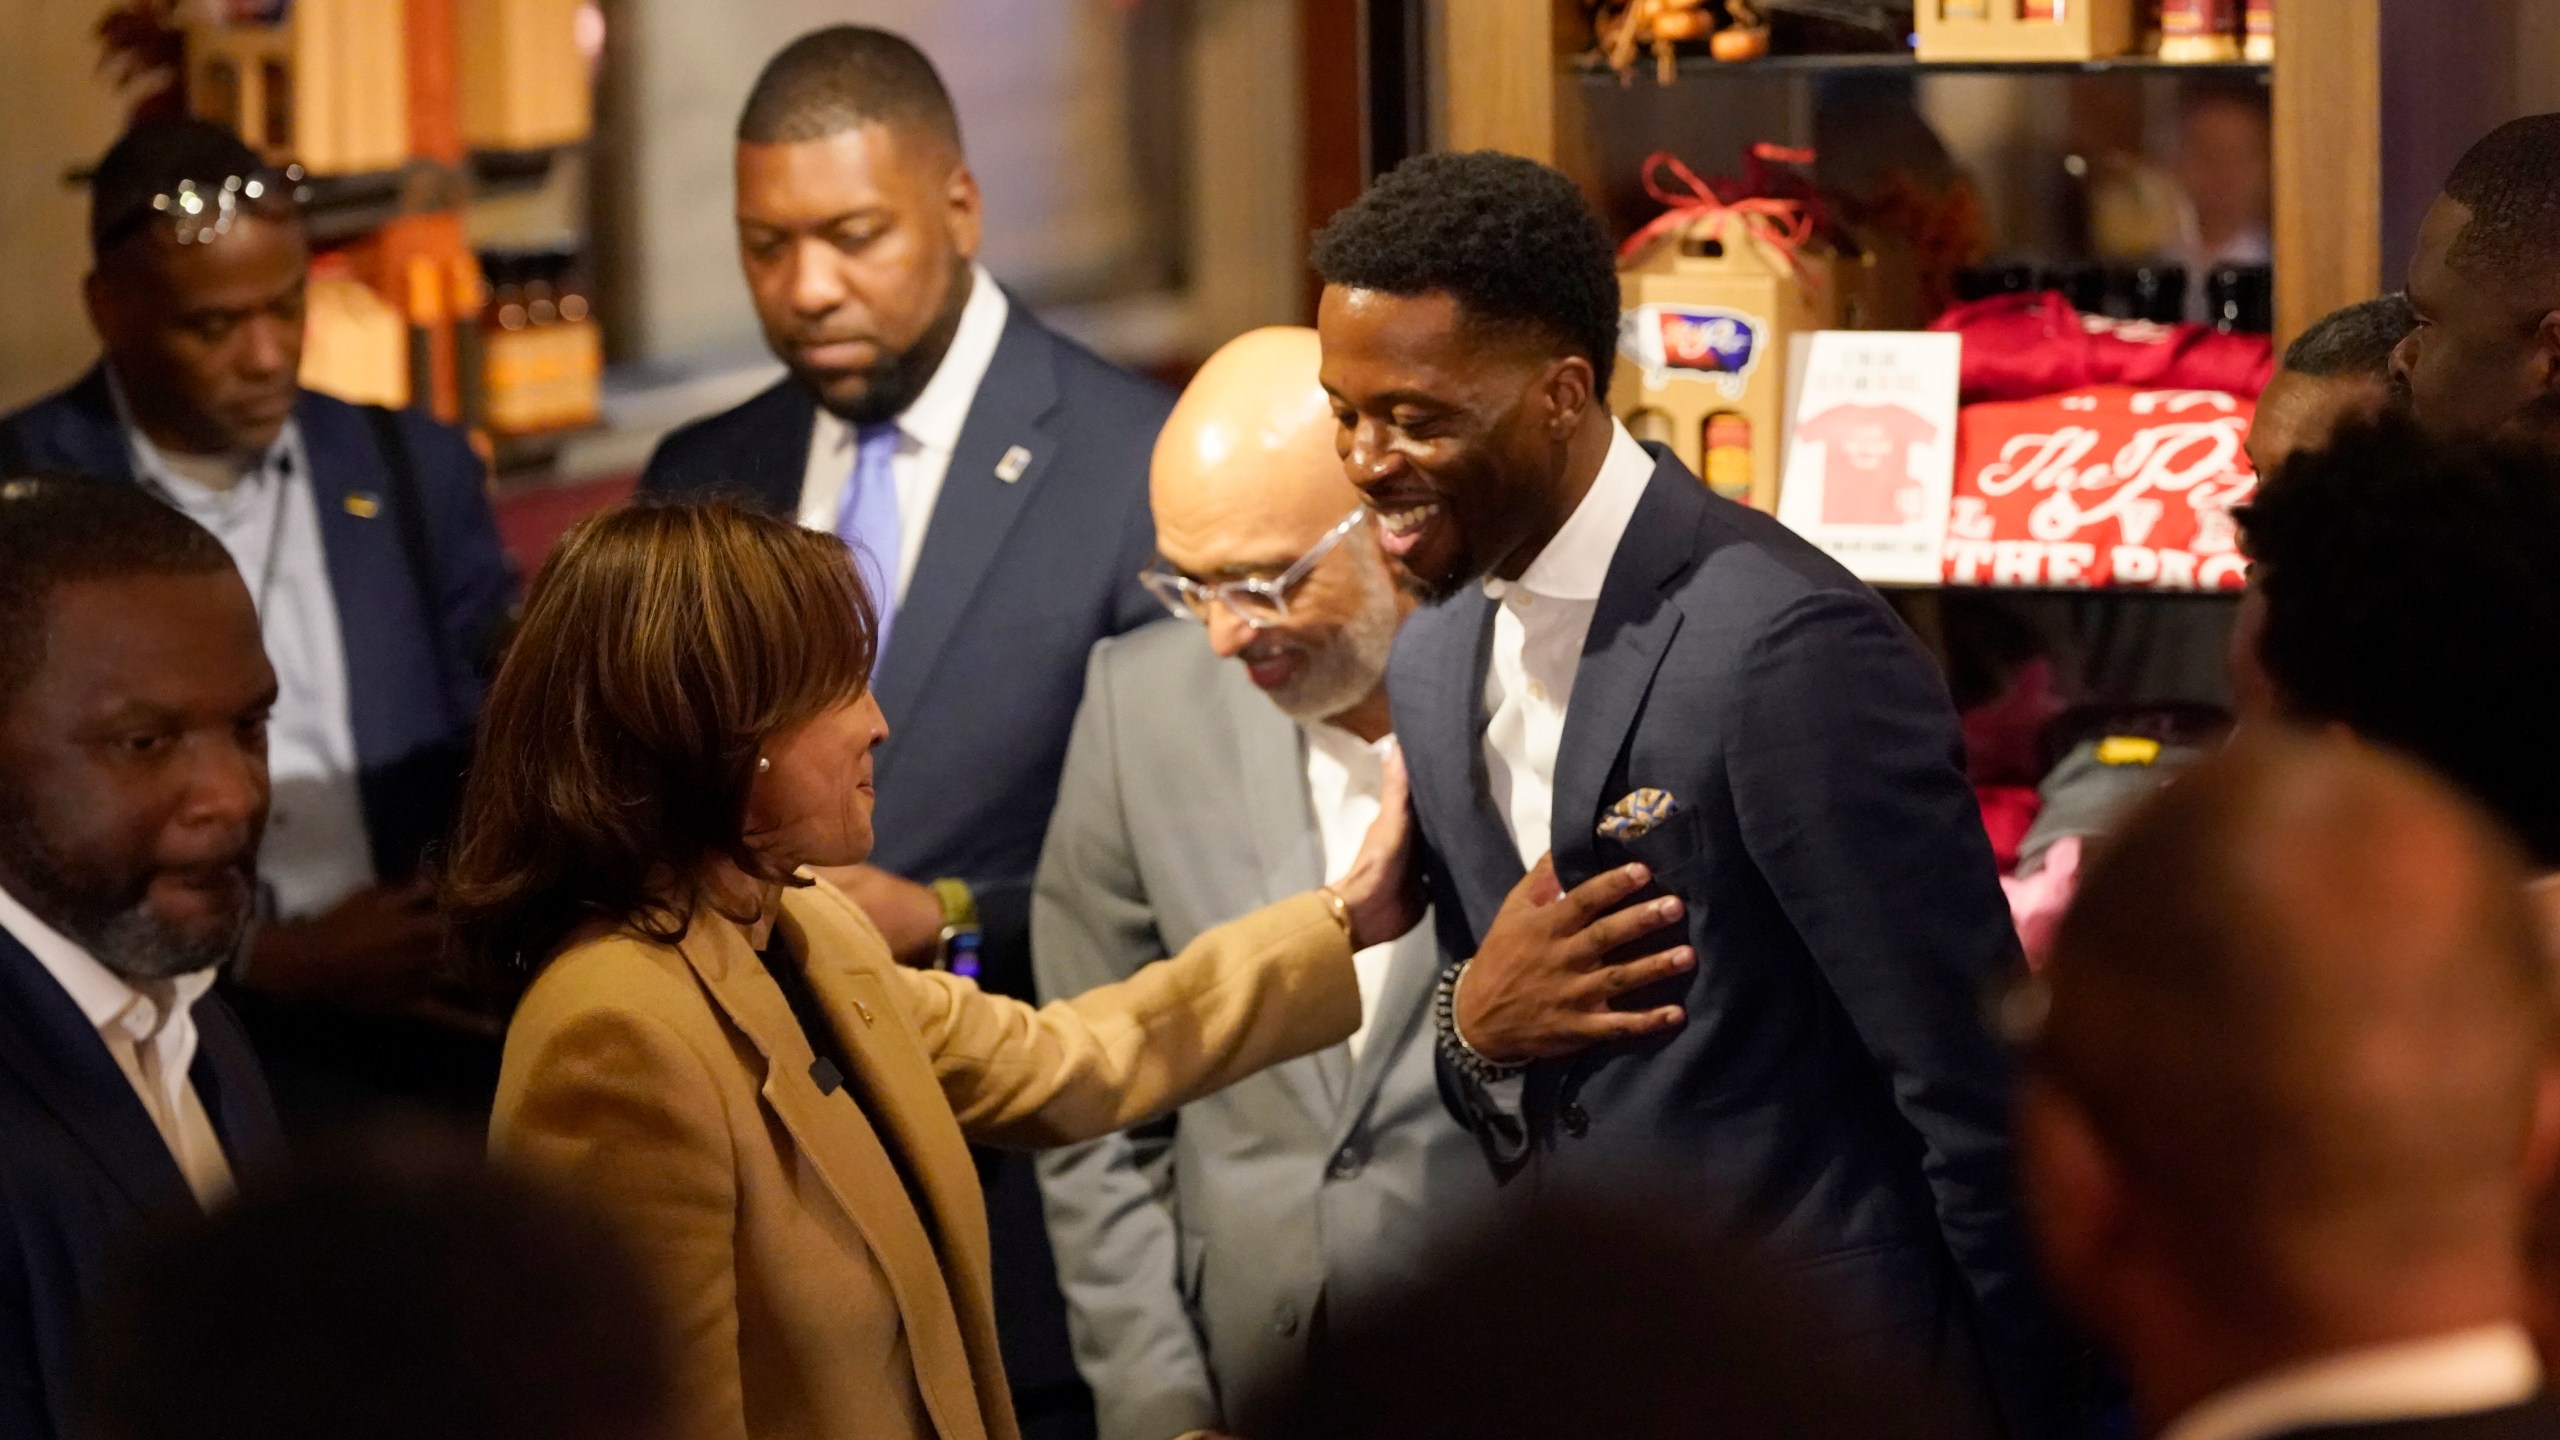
1779, 332, 1963, 584
1942, 386, 2257, 590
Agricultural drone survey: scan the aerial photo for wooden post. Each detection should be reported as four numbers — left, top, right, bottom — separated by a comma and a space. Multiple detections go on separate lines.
2271, 0, 2381, 345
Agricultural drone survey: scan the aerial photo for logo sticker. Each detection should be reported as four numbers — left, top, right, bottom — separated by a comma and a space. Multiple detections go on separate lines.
1621, 304, 1764, 398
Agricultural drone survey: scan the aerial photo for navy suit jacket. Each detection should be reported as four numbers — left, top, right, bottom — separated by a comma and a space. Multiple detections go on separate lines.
2, 367, 516, 883
637, 297, 1171, 1006
0, 927, 284, 1440
1394, 447, 2078, 1437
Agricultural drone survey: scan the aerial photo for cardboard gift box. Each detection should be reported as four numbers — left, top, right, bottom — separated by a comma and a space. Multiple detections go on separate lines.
1914, 0, 2139, 64
1612, 153, 1857, 512
187, 0, 411, 175
459, 0, 594, 151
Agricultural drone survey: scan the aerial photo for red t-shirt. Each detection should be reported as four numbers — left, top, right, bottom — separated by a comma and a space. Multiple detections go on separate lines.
1797, 403, 1939, 526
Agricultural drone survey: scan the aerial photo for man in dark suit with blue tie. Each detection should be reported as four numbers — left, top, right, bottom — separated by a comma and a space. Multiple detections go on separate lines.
0, 478, 286, 1440
1309, 152, 2082, 1437
637, 29, 1170, 1434
0, 119, 517, 1128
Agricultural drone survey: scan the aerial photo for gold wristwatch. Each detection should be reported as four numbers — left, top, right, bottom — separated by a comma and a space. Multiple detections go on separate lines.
931, 877, 981, 978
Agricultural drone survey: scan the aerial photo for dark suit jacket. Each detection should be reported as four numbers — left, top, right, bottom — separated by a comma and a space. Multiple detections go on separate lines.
2, 367, 516, 883
637, 297, 1170, 1006
0, 927, 285, 1440
638, 296, 1171, 1411
1392, 447, 2075, 1437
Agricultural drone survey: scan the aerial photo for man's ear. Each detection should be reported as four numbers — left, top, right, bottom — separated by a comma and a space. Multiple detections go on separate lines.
2532, 311, 2560, 399
945, 162, 983, 263
1540, 353, 1597, 441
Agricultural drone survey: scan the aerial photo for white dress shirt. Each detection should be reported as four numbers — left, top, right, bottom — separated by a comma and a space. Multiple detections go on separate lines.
1301, 722, 1397, 1060
1483, 420, 1657, 871
2160, 1325, 2541, 1440
116, 387, 378, 921
797, 262, 1012, 604
0, 882, 235, 1209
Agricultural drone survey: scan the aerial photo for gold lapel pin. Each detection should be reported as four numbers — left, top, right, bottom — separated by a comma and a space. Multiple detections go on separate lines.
995, 446, 1032, 483
343, 492, 382, 519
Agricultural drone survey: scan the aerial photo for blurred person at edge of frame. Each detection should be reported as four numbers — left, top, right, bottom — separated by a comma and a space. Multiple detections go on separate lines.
0, 477, 286, 1440
2017, 734, 2560, 1440
78, 1141, 675, 1440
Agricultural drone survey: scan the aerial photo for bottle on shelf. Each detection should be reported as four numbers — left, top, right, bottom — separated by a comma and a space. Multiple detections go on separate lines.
2127, 264, 2189, 325
2244, 0, 2274, 63
475, 246, 603, 440
1703, 413, 1753, 503
2205, 264, 2274, 334
2158, 0, 2243, 62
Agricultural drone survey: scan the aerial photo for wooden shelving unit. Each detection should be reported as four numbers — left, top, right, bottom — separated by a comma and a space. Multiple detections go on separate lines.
1398, 0, 2386, 346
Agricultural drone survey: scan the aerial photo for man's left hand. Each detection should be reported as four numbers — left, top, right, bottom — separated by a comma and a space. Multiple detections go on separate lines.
820, 864, 946, 966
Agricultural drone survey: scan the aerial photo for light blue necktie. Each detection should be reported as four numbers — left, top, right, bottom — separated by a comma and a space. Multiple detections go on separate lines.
835, 421, 902, 669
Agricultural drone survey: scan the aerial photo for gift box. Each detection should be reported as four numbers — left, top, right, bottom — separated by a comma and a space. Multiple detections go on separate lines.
1914, 0, 2139, 64
1942, 385, 2257, 590
186, 0, 411, 174
1613, 149, 1858, 512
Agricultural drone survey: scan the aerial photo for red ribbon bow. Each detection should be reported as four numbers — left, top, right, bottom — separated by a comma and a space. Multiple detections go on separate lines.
1618, 146, 1824, 292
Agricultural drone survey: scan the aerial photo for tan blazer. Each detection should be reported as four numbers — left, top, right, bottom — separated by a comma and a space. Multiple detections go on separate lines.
489, 877, 1356, 1440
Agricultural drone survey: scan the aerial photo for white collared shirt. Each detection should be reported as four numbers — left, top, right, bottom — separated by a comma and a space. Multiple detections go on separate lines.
1483, 420, 1656, 871
114, 391, 378, 922
0, 881, 233, 1208
2161, 1325, 2542, 1440
797, 262, 1012, 604
1301, 721, 1398, 1060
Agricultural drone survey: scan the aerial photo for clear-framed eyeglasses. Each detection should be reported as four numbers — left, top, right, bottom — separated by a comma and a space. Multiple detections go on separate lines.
99, 166, 312, 252
1139, 506, 1369, 630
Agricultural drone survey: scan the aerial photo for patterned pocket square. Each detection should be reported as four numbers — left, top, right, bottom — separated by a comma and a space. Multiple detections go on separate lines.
1597, 787, 1682, 842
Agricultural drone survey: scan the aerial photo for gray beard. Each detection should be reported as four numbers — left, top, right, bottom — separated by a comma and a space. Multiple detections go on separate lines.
1262, 553, 1405, 725
0, 810, 249, 983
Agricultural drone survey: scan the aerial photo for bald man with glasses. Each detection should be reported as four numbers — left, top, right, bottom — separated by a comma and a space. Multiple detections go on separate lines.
1032, 328, 1494, 1440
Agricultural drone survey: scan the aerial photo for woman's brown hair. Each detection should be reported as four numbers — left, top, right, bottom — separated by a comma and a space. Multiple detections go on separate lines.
444, 499, 876, 996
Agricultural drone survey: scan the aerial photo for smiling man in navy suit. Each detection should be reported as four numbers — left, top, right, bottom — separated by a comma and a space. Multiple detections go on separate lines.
1310, 151, 2083, 1438
0, 478, 286, 1440
637, 28, 1171, 1434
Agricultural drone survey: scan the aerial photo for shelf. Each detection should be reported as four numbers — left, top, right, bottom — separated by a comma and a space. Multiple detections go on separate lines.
297, 143, 579, 245
1577, 51, 2271, 82
468, 142, 580, 201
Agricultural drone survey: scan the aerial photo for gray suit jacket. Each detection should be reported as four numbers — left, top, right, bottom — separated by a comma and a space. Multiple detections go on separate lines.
1032, 621, 1492, 1440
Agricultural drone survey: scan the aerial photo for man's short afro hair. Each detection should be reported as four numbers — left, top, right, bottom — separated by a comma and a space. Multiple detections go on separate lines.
2236, 416, 2560, 865
1312, 150, 1621, 402
737, 26, 961, 151
2279, 294, 2414, 379
2443, 113, 2560, 293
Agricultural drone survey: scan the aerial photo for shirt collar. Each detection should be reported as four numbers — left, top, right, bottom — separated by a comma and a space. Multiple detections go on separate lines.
2160, 1325, 2542, 1440
893, 262, 1010, 453
0, 879, 214, 1045
1298, 719, 1394, 772
1487, 420, 1654, 604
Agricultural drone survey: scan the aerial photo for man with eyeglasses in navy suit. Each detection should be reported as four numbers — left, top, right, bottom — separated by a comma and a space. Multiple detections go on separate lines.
0, 118, 516, 1133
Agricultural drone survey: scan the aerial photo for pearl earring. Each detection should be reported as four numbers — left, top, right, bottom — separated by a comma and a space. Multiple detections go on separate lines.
757, 756, 772, 774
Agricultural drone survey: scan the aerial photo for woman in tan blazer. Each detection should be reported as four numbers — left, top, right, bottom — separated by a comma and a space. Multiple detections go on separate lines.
443, 501, 1419, 1440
